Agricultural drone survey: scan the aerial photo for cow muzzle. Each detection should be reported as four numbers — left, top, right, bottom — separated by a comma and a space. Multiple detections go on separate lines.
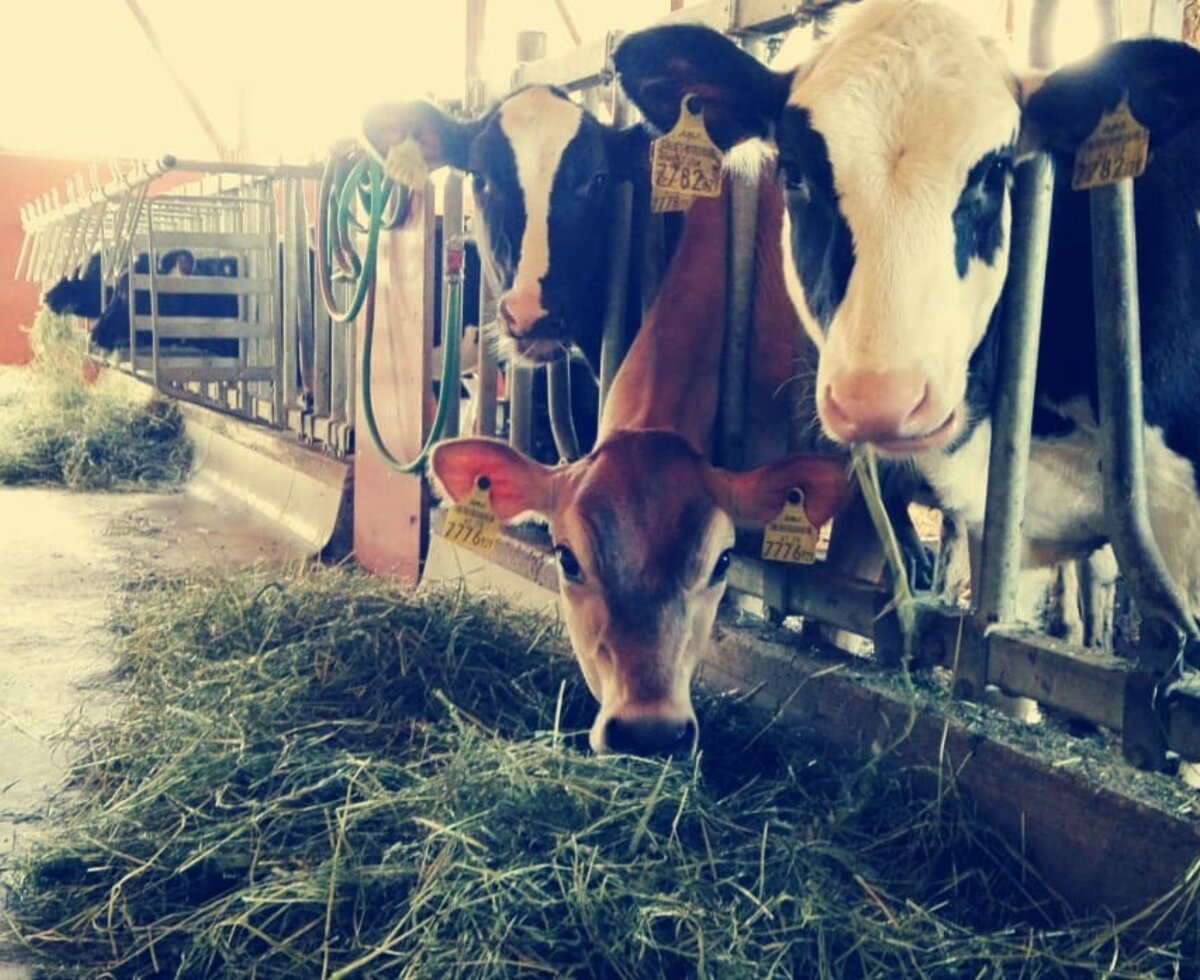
593, 711, 699, 758
821, 368, 960, 454
497, 292, 568, 363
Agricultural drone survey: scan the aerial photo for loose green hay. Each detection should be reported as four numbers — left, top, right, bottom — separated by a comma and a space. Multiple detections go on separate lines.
2, 568, 1196, 978
0, 311, 191, 490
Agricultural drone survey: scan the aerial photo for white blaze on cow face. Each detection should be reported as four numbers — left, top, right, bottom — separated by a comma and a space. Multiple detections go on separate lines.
778, 1, 1020, 455
495, 88, 585, 351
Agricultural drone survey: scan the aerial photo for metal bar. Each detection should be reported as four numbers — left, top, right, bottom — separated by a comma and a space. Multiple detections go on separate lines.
292, 179, 316, 405
442, 172, 465, 438
508, 363, 534, 455
718, 167, 759, 470
129, 275, 274, 295
133, 362, 275, 383
975, 153, 1055, 628
1089, 183, 1197, 640
144, 230, 275, 249
145, 320, 274, 340
598, 182, 634, 413
546, 359, 582, 460
476, 304, 499, 439
282, 180, 301, 414
158, 156, 324, 179
313, 287, 333, 419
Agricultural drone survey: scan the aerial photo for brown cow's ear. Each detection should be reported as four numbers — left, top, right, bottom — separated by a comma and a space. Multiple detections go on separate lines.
361, 100, 476, 172
713, 454, 850, 529
614, 24, 792, 150
427, 438, 557, 522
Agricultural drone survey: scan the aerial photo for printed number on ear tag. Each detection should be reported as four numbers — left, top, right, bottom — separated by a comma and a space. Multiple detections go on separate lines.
384, 138, 429, 189
1071, 95, 1149, 191
762, 488, 818, 565
650, 94, 724, 213
443, 476, 500, 555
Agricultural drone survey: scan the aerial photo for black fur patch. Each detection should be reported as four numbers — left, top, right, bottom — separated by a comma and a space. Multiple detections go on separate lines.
952, 148, 1012, 278
775, 106, 855, 332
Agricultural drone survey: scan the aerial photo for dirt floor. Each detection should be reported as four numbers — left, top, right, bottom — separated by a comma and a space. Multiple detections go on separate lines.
0, 483, 308, 978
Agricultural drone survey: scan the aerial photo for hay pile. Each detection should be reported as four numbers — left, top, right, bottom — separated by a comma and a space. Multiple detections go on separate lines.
0, 312, 191, 490
2, 569, 1195, 978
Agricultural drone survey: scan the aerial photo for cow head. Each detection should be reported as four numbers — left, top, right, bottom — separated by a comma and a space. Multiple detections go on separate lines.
429, 431, 848, 755
43, 252, 102, 318
363, 88, 646, 369
616, 2, 1200, 457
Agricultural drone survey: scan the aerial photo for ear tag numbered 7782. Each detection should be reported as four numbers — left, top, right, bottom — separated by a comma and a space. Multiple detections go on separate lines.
1071, 94, 1149, 191
650, 94, 724, 213
384, 137, 430, 189
762, 488, 818, 565
443, 475, 500, 556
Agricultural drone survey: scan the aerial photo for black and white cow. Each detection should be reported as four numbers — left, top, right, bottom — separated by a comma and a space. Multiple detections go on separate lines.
615, 1, 1200, 622
44, 249, 240, 354
362, 88, 648, 373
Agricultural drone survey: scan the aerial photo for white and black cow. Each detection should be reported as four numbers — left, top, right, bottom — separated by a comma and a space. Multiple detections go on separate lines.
44, 249, 240, 355
616, 1, 1200, 623
363, 88, 649, 373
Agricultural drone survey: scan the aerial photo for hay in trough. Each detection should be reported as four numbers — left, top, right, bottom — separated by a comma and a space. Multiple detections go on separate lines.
0, 311, 191, 490
2, 568, 1196, 978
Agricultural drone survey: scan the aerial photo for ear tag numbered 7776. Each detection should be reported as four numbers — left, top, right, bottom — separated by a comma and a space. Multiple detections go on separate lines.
762, 488, 818, 565
1071, 95, 1149, 191
384, 137, 429, 190
650, 94, 724, 213
443, 475, 500, 556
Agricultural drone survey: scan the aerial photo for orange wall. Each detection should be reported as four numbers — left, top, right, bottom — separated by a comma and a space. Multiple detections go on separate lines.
0, 153, 99, 364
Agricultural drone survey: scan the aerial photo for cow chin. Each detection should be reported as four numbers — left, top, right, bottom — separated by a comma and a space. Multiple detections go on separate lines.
865, 406, 964, 458
506, 335, 569, 364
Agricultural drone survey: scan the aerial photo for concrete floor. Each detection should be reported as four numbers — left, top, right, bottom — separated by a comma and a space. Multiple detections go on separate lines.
0, 484, 308, 976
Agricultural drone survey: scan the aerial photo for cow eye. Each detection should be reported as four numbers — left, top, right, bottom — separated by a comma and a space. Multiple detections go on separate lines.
709, 549, 733, 586
472, 172, 490, 196
981, 156, 1011, 194
780, 164, 811, 204
555, 544, 583, 583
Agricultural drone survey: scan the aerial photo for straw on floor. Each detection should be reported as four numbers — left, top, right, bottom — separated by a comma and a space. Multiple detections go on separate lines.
2, 567, 1195, 978
0, 312, 191, 490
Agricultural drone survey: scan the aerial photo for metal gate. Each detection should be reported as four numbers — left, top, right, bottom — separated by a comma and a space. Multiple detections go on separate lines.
17, 156, 356, 457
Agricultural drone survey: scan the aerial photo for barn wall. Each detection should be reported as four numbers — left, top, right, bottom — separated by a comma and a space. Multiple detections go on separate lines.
0, 153, 99, 365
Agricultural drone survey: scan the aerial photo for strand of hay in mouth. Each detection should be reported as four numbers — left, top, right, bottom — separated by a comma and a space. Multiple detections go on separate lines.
0, 312, 191, 490
2, 568, 1195, 977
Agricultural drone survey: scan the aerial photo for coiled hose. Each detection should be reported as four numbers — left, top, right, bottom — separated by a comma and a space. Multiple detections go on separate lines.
316, 142, 461, 474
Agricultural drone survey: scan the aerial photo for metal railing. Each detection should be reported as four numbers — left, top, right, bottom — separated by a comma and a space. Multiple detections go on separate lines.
18, 157, 356, 457
427, 0, 1200, 772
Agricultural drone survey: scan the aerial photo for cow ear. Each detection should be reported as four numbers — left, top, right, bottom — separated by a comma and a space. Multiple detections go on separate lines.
1020, 38, 1200, 155
428, 438, 557, 522
713, 454, 850, 529
361, 100, 475, 172
614, 24, 792, 150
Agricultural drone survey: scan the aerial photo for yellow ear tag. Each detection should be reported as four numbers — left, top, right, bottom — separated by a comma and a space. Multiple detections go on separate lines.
1071, 95, 1149, 191
762, 487, 818, 565
650, 94, 724, 213
384, 138, 430, 189
443, 475, 500, 555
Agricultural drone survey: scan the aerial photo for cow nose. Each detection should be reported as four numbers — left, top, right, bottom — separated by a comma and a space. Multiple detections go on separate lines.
498, 291, 549, 338
604, 717, 697, 757
823, 369, 932, 442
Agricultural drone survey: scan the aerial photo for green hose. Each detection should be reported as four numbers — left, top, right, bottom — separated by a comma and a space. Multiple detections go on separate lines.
317, 145, 464, 475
